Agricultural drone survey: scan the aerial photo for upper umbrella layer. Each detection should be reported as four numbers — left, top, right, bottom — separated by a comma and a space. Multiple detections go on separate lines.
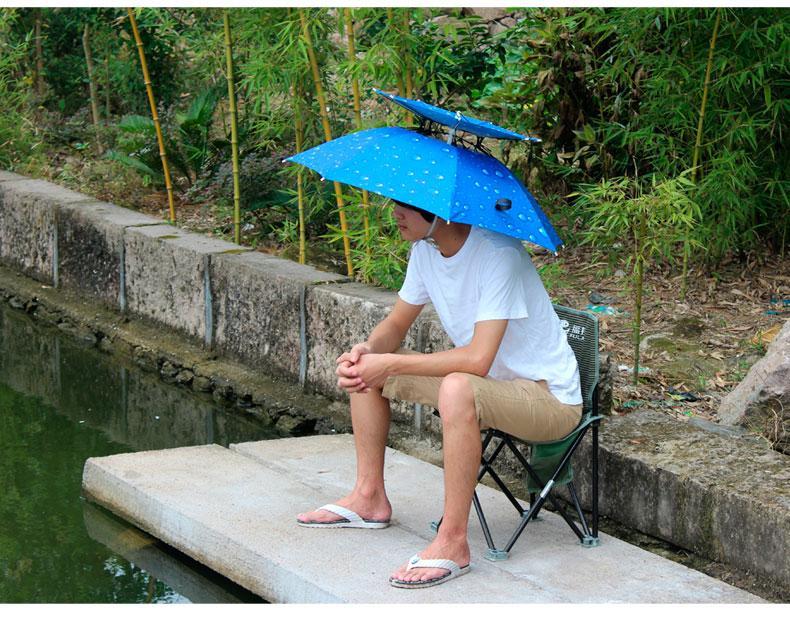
374, 88, 541, 143
287, 127, 562, 251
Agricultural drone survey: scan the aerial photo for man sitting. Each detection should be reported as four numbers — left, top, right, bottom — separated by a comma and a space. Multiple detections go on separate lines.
297, 199, 582, 589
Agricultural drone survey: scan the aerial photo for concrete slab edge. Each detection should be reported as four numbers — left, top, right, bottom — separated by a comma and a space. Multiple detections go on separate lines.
82, 452, 343, 602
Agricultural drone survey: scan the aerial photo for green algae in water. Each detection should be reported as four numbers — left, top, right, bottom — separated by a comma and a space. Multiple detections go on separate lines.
0, 383, 177, 603
0, 306, 272, 602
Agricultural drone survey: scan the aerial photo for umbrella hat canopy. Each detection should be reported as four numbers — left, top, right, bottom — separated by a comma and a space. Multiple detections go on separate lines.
287, 127, 563, 251
373, 88, 540, 143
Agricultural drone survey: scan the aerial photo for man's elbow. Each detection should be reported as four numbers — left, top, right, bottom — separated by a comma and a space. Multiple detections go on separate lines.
468, 353, 494, 377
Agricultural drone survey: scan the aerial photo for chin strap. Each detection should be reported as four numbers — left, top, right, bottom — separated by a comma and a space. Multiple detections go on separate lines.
422, 215, 440, 248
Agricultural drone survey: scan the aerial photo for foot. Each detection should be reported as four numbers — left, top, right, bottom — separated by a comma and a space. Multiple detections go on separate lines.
296, 493, 391, 526
389, 537, 470, 585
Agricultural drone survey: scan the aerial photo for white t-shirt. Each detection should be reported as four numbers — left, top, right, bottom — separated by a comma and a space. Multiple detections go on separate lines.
398, 226, 582, 405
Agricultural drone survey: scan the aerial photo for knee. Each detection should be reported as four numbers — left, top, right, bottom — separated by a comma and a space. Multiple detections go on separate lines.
438, 373, 476, 424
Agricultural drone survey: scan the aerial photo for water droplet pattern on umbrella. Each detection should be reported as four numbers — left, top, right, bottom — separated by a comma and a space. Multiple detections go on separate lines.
287, 127, 562, 251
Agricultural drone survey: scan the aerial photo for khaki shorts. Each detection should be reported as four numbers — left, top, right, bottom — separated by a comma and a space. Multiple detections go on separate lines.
382, 352, 582, 443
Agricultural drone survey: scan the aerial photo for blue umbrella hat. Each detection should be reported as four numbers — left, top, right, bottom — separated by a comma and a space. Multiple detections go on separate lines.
372, 88, 541, 145
286, 96, 562, 252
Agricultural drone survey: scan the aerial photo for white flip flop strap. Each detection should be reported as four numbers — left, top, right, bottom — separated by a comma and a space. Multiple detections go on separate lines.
406, 554, 460, 574
318, 503, 363, 523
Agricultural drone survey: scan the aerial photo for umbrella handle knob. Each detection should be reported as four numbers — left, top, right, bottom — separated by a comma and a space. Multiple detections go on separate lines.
495, 198, 512, 211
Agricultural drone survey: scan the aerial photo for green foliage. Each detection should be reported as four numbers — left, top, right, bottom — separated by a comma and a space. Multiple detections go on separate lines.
480, 7, 788, 259
0, 10, 35, 168
106, 88, 224, 188
335, 195, 411, 289
2, 7, 786, 285
574, 173, 702, 381
105, 114, 162, 184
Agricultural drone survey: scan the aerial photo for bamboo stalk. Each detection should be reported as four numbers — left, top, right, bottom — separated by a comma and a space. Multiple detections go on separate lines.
386, 8, 405, 97
104, 39, 111, 120
127, 8, 176, 224
34, 10, 45, 99
82, 23, 103, 154
682, 8, 722, 300
400, 10, 414, 125
223, 11, 241, 245
294, 80, 306, 265
299, 9, 354, 277
401, 10, 414, 101
633, 208, 647, 386
344, 8, 371, 260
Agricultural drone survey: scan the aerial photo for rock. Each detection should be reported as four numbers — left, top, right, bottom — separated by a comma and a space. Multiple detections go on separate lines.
97, 336, 115, 354
32, 305, 59, 324
597, 353, 615, 415
175, 369, 194, 386
589, 291, 615, 305
212, 378, 234, 401
719, 320, 790, 453
57, 321, 98, 346
672, 316, 705, 337
191, 375, 212, 392
133, 348, 159, 373
638, 332, 673, 353
160, 361, 180, 380
275, 414, 314, 435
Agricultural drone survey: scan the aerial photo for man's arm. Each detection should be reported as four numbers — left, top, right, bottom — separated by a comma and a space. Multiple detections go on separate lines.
350, 319, 508, 390
336, 299, 423, 392
366, 298, 424, 354
387, 319, 507, 377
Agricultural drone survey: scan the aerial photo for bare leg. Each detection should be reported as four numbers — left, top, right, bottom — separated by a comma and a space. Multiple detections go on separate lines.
390, 373, 480, 583
297, 386, 392, 523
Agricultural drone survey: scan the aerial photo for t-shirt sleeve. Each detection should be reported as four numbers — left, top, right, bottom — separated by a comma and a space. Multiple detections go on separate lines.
475, 246, 529, 322
398, 245, 430, 306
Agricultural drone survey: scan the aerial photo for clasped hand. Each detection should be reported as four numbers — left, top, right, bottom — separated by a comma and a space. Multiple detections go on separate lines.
335, 343, 391, 394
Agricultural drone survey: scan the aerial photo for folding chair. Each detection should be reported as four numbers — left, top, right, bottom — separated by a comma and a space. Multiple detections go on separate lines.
432, 304, 602, 560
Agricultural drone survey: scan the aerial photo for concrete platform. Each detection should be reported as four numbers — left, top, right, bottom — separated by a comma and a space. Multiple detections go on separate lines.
81, 434, 763, 603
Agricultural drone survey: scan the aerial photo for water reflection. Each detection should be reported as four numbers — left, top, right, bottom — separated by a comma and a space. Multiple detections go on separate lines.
0, 304, 273, 602
83, 503, 258, 603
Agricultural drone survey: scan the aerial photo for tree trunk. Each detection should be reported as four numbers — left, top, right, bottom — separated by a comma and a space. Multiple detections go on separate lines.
34, 10, 45, 99
82, 23, 103, 154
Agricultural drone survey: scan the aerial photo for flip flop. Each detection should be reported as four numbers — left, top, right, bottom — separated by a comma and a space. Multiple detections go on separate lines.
296, 503, 390, 529
389, 554, 471, 589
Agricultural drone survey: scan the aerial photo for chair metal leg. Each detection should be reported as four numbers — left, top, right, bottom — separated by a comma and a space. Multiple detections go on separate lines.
528, 492, 543, 521
592, 420, 599, 539
567, 481, 591, 537
470, 412, 604, 557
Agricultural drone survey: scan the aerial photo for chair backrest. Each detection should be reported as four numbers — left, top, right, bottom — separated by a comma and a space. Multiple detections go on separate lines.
553, 304, 599, 415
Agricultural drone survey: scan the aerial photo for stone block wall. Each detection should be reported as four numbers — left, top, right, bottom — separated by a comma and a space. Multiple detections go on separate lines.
210, 251, 347, 383
0, 173, 450, 413
57, 200, 161, 308
565, 410, 789, 588
0, 177, 90, 284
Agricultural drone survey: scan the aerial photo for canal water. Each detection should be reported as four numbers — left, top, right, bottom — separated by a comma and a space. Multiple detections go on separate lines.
0, 303, 280, 602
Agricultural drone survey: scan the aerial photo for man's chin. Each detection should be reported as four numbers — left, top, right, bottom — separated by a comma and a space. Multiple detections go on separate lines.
398, 231, 420, 242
